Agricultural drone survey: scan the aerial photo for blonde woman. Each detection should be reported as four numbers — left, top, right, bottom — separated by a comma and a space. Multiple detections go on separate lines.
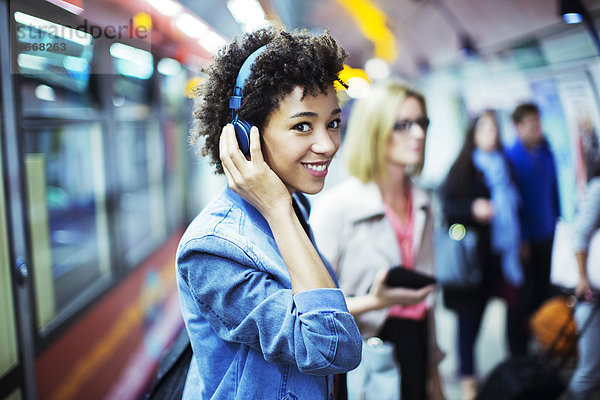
311, 80, 444, 400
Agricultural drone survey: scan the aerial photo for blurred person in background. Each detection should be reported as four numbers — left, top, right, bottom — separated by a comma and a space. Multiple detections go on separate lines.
440, 110, 523, 400
176, 27, 362, 400
567, 160, 600, 400
505, 103, 561, 356
311, 79, 445, 400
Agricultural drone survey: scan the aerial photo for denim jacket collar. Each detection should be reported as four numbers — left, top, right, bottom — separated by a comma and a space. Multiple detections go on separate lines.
225, 186, 315, 241
225, 186, 272, 237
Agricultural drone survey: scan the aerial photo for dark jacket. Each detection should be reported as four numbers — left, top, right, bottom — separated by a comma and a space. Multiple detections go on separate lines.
440, 162, 501, 311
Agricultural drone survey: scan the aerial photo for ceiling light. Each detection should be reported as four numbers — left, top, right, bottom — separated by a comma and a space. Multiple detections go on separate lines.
364, 58, 390, 80
563, 13, 583, 23
226, 0, 267, 33
335, 0, 397, 62
14, 12, 92, 46
198, 31, 227, 54
560, 0, 584, 24
146, 0, 182, 16
346, 77, 370, 99
175, 13, 210, 39
174, 12, 226, 53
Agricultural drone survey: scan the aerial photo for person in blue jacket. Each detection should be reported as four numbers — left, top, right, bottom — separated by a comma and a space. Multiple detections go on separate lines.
505, 102, 561, 356
176, 27, 362, 400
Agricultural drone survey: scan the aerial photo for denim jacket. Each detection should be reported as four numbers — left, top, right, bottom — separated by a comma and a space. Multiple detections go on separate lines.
176, 187, 362, 400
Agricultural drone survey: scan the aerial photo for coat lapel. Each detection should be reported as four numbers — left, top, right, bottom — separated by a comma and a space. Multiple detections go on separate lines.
411, 185, 430, 257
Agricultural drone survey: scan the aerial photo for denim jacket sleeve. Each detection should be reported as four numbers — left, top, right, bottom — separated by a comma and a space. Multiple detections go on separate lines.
176, 234, 362, 375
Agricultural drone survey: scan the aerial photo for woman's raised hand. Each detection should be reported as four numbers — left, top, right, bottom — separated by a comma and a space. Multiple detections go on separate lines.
219, 124, 292, 217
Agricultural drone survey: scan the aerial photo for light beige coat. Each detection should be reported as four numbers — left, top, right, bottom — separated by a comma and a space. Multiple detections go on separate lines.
310, 177, 442, 369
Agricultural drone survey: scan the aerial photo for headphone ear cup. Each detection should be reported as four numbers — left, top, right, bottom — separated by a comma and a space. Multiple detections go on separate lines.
233, 119, 252, 156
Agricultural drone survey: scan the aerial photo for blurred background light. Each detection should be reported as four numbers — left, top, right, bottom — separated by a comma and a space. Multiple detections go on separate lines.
227, 0, 268, 33
364, 58, 390, 81
158, 58, 182, 75
34, 84, 56, 102
146, 0, 182, 16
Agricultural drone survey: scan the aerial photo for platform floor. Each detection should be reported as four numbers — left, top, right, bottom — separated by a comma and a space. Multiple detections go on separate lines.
435, 295, 509, 399
434, 294, 592, 400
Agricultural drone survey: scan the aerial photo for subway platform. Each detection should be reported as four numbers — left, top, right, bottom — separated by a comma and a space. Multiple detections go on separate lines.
435, 293, 599, 400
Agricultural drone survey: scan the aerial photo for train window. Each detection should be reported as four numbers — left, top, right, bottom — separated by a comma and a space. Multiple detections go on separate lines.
161, 119, 185, 232
20, 79, 96, 117
158, 58, 184, 109
14, 12, 95, 116
115, 121, 166, 267
158, 59, 187, 231
0, 147, 19, 379
110, 43, 153, 109
24, 123, 111, 331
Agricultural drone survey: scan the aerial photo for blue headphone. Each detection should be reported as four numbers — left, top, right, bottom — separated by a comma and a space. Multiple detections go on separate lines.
229, 45, 267, 156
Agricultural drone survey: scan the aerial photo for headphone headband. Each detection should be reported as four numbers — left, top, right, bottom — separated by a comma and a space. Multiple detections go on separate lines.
229, 45, 267, 111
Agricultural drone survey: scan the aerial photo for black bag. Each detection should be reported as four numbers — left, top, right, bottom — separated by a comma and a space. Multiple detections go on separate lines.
434, 223, 481, 288
145, 328, 192, 400
476, 298, 600, 400
474, 355, 565, 400
475, 302, 573, 400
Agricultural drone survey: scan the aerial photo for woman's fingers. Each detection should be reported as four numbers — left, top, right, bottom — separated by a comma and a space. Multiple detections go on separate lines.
419, 284, 436, 297
219, 124, 243, 184
249, 126, 264, 163
380, 282, 435, 306
218, 123, 291, 215
219, 124, 263, 174
369, 268, 389, 296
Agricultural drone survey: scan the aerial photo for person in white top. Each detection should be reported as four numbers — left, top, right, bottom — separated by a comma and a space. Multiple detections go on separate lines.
568, 160, 600, 400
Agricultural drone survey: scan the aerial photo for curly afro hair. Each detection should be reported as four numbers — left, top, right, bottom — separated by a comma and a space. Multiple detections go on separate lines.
191, 26, 348, 174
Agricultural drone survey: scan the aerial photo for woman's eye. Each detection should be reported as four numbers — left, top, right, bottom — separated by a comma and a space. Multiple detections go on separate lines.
292, 123, 311, 132
328, 119, 341, 129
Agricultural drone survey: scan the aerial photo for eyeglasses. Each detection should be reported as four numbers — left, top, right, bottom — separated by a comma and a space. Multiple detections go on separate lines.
393, 117, 430, 133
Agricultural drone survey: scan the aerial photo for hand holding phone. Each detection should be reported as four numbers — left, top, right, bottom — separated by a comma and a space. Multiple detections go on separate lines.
368, 267, 435, 307
384, 266, 436, 289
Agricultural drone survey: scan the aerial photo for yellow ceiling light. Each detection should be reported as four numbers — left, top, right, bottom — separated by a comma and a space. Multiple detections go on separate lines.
185, 76, 205, 98
335, 64, 370, 91
134, 12, 153, 32
335, 0, 397, 62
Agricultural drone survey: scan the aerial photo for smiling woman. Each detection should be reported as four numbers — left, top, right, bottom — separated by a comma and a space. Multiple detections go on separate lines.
260, 86, 341, 194
176, 27, 362, 400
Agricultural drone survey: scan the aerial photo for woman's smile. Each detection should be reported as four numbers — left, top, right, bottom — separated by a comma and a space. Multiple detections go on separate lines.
301, 160, 330, 177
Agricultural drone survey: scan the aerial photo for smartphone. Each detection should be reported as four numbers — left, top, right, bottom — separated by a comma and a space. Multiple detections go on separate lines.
385, 266, 436, 289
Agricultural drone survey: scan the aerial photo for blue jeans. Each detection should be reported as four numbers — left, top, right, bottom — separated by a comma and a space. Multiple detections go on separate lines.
568, 301, 600, 399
